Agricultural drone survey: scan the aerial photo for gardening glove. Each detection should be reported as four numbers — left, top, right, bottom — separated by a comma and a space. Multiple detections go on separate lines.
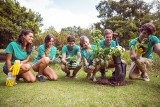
9, 60, 20, 76
54, 58, 61, 63
6, 72, 16, 87
66, 61, 70, 68
71, 61, 79, 68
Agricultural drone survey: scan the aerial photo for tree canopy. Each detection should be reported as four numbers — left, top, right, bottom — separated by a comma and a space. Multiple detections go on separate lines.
94, 0, 160, 48
0, 0, 43, 48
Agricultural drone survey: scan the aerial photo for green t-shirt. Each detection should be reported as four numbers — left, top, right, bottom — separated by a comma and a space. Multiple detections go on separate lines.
99, 40, 117, 49
61, 44, 80, 60
81, 45, 96, 64
33, 44, 57, 64
129, 35, 160, 60
5, 41, 30, 64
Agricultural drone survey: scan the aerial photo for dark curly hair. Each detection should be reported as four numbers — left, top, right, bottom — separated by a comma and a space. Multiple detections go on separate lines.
17, 30, 33, 54
44, 34, 55, 50
140, 23, 156, 35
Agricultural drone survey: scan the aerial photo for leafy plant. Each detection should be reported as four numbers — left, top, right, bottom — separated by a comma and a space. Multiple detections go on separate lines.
109, 46, 125, 57
66, 55, 78, 68
130, 39, 148, 57
91, 38, 110, 71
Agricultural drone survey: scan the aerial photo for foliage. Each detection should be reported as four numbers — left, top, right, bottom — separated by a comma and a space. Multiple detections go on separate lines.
130, 39, 148, 57
92, 46, 110, 71
55, 50, 62, 59
95, 0, 160, 48
0, 0, 43, 49
90, 34, 110, 71
61, 26, 90, 38
37, 26, 90, 51
90, 29, 104, 44
66, 55, 78, 68
66, 55, 78, 62
109, 46, 125, 57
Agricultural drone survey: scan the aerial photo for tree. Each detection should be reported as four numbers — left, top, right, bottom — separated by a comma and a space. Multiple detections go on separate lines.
151, 0, 160, 37
95, 0, 159, 48
0, 0, 43, 49
61, 26, 90, 38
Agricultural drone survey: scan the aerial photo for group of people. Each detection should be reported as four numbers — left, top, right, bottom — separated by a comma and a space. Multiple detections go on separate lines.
2, 22, 160, 85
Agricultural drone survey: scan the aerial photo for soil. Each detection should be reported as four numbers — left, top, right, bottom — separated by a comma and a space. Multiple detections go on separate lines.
94, 77, 132, 86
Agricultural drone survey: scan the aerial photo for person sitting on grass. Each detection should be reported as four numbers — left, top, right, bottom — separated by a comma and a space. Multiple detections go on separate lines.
129, 22, 160, 81
32, 34, 58, 82
80, 35, 100, 82
99, 29, 127, 79
3, 30, 36, 85
61, 35, 82, 79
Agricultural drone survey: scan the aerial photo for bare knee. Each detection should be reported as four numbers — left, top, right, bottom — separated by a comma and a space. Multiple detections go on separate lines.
49, 75, 58, 81
24, 76, 36, 83
129, 74, 137, 79
42, 57, 50, 65
22, 64, 31, 72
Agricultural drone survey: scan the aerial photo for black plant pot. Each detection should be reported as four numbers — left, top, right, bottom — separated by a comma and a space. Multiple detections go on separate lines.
112, 63, 126, 81
112, 55, 126, 81
113, 55, 121, 64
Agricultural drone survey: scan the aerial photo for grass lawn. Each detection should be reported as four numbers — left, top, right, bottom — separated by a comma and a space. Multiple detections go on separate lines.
0, 61, 160, 107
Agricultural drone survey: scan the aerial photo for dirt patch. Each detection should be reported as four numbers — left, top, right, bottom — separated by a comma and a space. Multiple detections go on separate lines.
94, 78, 132, 86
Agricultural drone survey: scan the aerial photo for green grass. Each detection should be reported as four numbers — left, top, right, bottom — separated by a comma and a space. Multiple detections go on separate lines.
0, 52, 160, 107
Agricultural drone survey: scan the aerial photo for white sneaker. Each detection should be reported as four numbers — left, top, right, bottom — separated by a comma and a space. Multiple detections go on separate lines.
142, 76, 150, 81
14, 81, 17, 85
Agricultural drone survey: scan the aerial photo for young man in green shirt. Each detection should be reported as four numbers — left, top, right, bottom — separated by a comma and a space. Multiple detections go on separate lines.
61, 36, 82, 78
129, 23, 160, 81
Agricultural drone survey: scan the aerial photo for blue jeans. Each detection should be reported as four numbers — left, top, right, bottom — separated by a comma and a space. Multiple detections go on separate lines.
3, 65, 8, 75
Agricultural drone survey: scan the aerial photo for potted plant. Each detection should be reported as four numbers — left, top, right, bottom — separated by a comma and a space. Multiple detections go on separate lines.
109, 46, 125, 63
66, 55, 78, 68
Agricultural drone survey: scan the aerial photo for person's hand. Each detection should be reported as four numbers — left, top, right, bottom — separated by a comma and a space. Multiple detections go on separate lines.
85, 62, 89, 68
9, 61, 20, 76
71, 61, 79, 68
66, 61, 70, 67
85, 62, 89, 67
54, 58, 61, 63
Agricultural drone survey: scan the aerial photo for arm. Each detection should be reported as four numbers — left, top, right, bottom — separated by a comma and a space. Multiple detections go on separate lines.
20, 55, 31, 64
154, 43, 160, 57
61, 53, 67, 65
77, 52, 81, 64
84, 58, 89, 66
6, 54, 12, 72
129, 50, 137, 61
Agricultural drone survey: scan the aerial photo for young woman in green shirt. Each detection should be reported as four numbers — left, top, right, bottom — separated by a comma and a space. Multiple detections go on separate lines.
3, 30, 36, 84
32, 34, 58, 82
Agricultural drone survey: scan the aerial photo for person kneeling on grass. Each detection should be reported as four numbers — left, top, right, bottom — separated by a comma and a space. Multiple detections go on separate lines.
80, 35, 100, 82
3, 30, 36, 86
129, 23, 160, 81
61, 35, 82, 79
98, 29, 127, 80
32, 34, 58, 82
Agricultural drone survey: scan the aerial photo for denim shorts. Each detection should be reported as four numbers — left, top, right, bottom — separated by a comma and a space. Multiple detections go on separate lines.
3, 65, 8, 75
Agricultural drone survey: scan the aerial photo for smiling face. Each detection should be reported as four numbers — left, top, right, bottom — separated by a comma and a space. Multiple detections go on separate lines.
23, 32, 34, 44
140, 30, 150, 38
80, 36, 91, 49
83, 39, 90, 49
68, 41, 75, 50
104, 33, 113, 46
